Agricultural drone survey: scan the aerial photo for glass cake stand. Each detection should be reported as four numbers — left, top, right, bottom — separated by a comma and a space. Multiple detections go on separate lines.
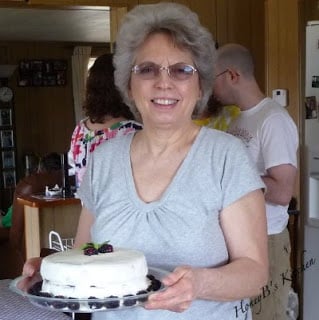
10, 267, 168, 318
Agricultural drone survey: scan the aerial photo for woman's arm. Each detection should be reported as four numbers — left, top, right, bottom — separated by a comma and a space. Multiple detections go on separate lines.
73, 206, 94, 248
146, 189, 268, 312
22, 257, 43, 277
198, 189, 268, 300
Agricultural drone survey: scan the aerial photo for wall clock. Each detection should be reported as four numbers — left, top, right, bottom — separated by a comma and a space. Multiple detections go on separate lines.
0, 86, 13, 103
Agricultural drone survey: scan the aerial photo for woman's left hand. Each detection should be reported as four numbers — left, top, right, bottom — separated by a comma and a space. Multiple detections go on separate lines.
144, 265, 200, 313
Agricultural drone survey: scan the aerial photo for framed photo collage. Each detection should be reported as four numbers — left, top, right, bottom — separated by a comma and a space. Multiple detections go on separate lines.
18, 59, 67, 87
0, 82, 16, 189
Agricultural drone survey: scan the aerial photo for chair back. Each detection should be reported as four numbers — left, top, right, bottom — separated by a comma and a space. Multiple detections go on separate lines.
0, 169, 62, 279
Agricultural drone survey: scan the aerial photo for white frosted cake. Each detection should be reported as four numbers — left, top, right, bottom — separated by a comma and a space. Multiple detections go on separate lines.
40, 246, 150, 299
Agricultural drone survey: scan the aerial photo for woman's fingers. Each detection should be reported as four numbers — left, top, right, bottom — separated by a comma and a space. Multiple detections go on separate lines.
145, 266, 196, 312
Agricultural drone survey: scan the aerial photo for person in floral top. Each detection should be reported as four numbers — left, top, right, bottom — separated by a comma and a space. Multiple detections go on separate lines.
69, 54, 142, 186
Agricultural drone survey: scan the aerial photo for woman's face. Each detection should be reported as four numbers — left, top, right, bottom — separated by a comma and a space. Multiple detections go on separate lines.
129, 32, 201, 128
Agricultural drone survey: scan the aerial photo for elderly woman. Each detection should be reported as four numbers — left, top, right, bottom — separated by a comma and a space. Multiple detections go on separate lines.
24, 3, 268, 320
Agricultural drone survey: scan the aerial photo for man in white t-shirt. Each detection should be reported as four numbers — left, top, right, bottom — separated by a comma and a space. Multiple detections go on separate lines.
213, 43, 298, 320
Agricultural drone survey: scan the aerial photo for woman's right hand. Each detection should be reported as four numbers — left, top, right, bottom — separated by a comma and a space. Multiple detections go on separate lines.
22, 257, 42, 277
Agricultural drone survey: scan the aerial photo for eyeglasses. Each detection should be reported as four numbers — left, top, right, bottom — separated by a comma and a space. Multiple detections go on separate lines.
215, 69, 240, 80
215, 69, 229, 78
131, 62, 198, 81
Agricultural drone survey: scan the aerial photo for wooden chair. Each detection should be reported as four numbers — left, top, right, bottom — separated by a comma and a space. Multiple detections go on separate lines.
0, 170, 62, 279
287, 196, 299, 292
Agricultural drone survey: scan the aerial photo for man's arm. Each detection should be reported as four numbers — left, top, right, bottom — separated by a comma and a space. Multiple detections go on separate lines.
262, 164, 297, 206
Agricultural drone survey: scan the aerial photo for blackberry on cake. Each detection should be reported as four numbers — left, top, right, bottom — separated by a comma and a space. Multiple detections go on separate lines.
104, 296, 120, 309
123, 294, 137, 306
51, 296, 67, 309
98, 241, 114, 253
68, 299, 80, 311
88, 296, 104, 310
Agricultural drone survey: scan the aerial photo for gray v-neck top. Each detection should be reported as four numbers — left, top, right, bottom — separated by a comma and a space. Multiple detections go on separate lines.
78, 126, 263, 320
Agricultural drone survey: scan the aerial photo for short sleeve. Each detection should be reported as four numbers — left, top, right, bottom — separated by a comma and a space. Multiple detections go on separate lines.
220, 137, 265, 209
261, 113, 298, 169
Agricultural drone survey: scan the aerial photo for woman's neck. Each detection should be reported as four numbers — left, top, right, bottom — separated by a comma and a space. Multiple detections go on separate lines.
132, 122, 200, 157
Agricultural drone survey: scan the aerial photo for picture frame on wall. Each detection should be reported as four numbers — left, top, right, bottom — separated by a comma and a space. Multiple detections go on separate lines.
0, 109, 12, 126
3, 170, 16, 188
0, 130, 14, 148
1, 150, 15, 168
18, 59, 67, 87
305, 96, 318, 119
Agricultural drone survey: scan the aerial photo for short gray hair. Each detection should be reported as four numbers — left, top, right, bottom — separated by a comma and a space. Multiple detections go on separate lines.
216, 43, 255, 78
113, 2, 216, 117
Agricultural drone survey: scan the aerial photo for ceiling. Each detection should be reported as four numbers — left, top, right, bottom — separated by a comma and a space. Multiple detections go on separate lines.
0, 6, 111, 43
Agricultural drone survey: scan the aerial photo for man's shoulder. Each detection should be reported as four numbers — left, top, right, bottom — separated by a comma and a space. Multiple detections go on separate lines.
261, 98, 290, 116
262, 100, 297, 131
243, 98, 294, 127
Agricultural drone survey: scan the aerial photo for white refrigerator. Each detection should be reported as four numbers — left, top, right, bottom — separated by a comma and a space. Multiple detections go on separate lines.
304, 20, 319, 320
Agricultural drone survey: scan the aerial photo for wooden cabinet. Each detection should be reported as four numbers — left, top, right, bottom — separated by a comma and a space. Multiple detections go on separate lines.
18, 195, 81, 259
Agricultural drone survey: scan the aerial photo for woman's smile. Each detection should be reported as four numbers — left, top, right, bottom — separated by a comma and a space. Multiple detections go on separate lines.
151, 98, 179, 107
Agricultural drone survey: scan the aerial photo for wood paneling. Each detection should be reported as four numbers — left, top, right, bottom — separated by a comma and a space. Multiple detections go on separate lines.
0, 0, 268, 208
265, 0, 303, 315
1, 42, 76, 179
109, 6, 127, 48
305, 0, 319, 21
265, 0, 301, 177
20, 0, 266, 89
28, 0, 137, 8
185, 0, 216, 38
214, 0, 265, 89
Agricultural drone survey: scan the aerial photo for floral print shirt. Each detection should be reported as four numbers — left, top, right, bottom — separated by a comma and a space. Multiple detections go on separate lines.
69, 118, 142, 187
